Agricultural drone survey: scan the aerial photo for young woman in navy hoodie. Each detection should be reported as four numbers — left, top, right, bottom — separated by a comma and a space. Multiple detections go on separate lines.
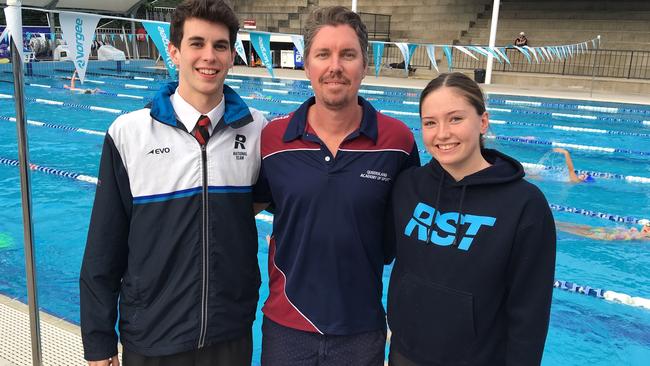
387, 73, 556, 366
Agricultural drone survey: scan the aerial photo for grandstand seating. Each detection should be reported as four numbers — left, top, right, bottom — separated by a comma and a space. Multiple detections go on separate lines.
459, 0, 650, 51
318, 0, 493, 43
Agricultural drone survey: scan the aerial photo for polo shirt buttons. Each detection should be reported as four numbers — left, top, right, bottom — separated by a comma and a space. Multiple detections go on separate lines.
325, 156, 331, 162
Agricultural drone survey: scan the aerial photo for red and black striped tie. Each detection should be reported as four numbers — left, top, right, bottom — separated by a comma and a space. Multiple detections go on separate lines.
193, 115, 211, 145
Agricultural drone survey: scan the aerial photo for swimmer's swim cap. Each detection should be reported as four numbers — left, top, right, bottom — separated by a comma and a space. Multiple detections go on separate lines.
583, 174, 595, 183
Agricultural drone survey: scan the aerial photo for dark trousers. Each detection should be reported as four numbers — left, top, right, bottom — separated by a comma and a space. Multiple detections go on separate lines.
122, 332, 252, 366
261, 316, 386, 366
388, 346, 419, 366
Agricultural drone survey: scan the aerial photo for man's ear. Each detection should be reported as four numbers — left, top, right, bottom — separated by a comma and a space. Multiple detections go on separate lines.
169, 42, 180, 66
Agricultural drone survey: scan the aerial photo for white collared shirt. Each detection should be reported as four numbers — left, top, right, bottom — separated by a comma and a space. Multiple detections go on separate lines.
170, 88, 225, 135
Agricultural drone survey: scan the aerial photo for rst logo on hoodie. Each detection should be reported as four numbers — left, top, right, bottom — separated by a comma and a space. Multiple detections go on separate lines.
404, 202, 496, 251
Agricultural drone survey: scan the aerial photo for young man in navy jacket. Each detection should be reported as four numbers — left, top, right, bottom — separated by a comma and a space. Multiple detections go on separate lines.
80, 1, 266, 365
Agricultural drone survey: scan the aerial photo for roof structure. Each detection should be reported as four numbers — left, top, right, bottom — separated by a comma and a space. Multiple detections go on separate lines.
4, 0, 149, 15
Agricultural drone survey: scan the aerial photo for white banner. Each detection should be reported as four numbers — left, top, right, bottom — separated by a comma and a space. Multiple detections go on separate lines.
4, 5, 24, 63
0, 27, 9, 43
425, 45, 439, 73
454, 45, 478, 60
290, 35, 304, 58
234, 34, 247, 65
59, 12, 102, 83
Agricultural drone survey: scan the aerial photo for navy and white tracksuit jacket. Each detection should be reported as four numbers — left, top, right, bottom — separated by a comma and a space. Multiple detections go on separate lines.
80, 82, 266, 360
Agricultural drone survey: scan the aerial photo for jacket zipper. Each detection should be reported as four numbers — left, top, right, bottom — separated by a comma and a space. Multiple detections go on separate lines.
198, 143, 209, 348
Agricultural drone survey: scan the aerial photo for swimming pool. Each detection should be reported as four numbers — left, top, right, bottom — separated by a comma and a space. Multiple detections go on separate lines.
0, 60, 648, 365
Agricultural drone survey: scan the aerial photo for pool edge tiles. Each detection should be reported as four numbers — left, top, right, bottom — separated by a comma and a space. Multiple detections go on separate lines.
0, 293, 102, 365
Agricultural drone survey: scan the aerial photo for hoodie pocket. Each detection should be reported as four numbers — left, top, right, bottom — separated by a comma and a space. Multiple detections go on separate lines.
389, 272, 476, 365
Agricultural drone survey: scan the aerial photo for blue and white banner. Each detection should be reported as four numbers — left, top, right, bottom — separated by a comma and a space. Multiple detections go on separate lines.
372, 42, 384, 76
234, 34, 247, 65
250, 31, 274, 77
59, 12, 102, 83
290, 35, 304, 58
443, 46, 453, 71
395, 42, 409, 74
141, 21, 176, 78
524, 46, 539, 63
513, 46, 532, 63
454, 45, 478, 60
4, 5, 24, 63
0, 27, 9, 44
425, 45, 439, 73
494, 47, 509, 64
467, 46, 490, 58
395, 42, 417, 75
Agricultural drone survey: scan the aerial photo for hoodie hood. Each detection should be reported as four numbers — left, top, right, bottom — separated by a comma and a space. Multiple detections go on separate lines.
148, 82, 254, 129
426, 148, 524, 187
424, 148, 524, 247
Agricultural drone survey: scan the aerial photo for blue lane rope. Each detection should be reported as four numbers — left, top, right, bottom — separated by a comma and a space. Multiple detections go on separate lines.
54, 68, 160, 80
0, 116, 105, 136
410, 133, 650, 157
0, 157, 276, 227
487, 107, 650, 126
490, 98, 650, 116
0, 79, 147, 100
3, 155, 646, 225
0, 157, 97, 184
549, 204, 646, 225
484, 135, 650, 157
520, 162, 650, 184
489, 119, 650, 138
0, 93, 128, 115
554, 280, 650, 310
98, 67, 168, 78
2, 71, 160, 91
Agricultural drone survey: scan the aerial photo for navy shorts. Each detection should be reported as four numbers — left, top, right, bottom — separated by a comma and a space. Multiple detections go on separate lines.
261, 316, 386, 366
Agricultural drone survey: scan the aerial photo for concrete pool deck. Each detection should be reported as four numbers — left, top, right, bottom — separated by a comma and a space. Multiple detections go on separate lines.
0, 294, 87, 365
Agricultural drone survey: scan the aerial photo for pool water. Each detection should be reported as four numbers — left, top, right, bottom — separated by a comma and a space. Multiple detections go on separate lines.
0, 61, 649, 365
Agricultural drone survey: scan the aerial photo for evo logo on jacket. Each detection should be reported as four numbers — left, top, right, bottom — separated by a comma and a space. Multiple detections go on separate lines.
404, 202, 496, 251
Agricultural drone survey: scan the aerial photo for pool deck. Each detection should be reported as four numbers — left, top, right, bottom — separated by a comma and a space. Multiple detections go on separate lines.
230, 65, 650, 105
0, 294, 89, 365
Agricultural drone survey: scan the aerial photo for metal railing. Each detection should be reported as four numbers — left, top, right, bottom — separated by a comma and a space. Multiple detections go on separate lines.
450, 47, 650, 80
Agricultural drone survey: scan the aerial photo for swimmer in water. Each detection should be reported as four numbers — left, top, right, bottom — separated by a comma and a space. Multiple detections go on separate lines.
556, 220, 650, 241
64, 70, 102, 94
552, 147, 594, 183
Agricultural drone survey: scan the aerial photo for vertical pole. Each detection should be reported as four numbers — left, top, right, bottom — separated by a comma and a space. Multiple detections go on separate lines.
589, 35, 600, 97
47, 12, 56, 56
485, 0, 501, 84
7, 0, 43, 364
352, 0, 358, 12
131, 12, 138, 59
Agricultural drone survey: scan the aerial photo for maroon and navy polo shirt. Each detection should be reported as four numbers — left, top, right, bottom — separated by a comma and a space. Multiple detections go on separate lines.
254, 96, 420, 335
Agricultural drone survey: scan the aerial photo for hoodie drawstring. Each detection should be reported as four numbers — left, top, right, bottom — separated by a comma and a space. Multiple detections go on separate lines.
451, 185, 467, 247
426, 174, 446, 244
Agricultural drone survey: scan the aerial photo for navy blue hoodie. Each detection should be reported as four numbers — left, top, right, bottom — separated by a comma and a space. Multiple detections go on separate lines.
387, 149, 556, 366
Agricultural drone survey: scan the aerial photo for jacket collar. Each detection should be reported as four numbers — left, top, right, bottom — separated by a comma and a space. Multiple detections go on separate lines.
149, 82, 253, 128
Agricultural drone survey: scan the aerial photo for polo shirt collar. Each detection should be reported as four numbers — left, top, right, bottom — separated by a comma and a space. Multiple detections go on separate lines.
283, 96, 379, 143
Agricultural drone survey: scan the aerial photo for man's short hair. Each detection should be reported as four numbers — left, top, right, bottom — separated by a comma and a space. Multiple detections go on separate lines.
170, 0, 239, 49
303, 6, 369, 67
